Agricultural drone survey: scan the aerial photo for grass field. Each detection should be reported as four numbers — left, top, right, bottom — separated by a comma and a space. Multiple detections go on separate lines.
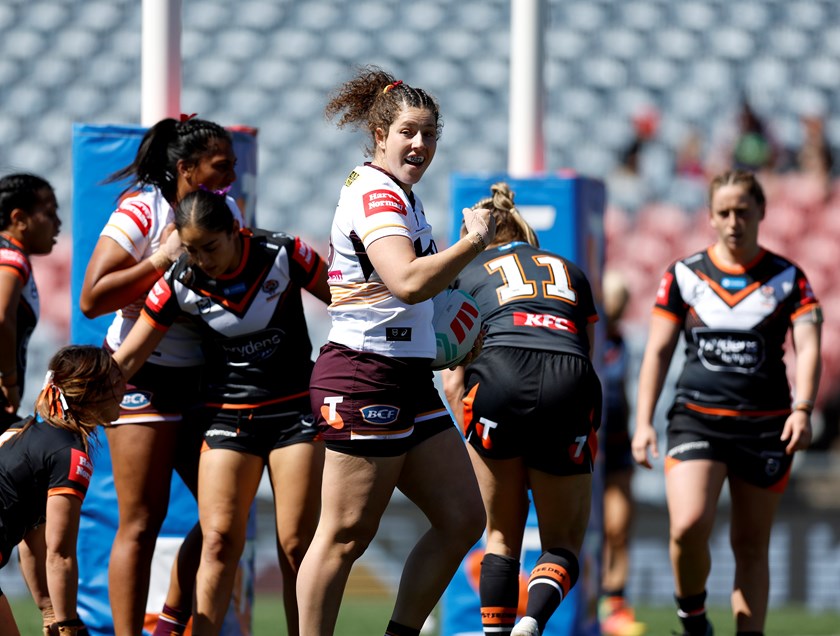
10, 594, 840, 635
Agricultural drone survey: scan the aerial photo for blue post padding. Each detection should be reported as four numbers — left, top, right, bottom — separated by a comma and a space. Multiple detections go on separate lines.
71, 123, 258, 635
442, 173, 605, 636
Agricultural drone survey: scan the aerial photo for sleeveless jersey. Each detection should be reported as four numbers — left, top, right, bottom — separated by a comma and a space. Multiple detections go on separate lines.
654, 247, 821, 413
453, 241, 598, 357
0, 418, 93, 549
100, 186, 243, 367
141, 229, 325, 408
325, 163, 437, 358
0, 234, 37, 397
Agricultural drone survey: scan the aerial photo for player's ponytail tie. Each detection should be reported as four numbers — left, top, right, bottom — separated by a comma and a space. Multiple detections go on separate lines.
179, 112, 197, 122
383, 80, 403, 94
41, 370, 70, 420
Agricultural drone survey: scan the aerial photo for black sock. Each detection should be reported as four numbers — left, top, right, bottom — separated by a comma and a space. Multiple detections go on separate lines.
676, 591, 709, 636
524, 548, 579, 631
385, 620, 420, 636
736, 632, 763, 636
479, 553, 520, 635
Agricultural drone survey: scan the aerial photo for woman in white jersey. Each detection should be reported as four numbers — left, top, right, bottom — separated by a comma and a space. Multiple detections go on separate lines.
296, 65, 496, 636
79, 116, 241, 636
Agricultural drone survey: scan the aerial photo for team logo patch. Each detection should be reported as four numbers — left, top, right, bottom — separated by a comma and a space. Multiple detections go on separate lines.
360, 405, 400, 425
328, 269, 343, 281
122, 390, 153, 410
119, 200, 153, 236
363, 190, 407, 217
146, 279, 172, 312
68, 449, 93, 488
765, 456, 781, 477
345, 170, 360, 187
262, 279, 279, 295
722, 276, 747, 290
694, 328, 764, 373
513, 312, 577, 333
321, 396, 345, 429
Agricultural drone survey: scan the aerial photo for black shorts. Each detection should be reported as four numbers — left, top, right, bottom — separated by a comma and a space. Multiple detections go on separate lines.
309, 342, 454, 458
667, 407, 792, 491
200, 395, 320, 461
461, 347, 602, 476
112, 357, 203, 425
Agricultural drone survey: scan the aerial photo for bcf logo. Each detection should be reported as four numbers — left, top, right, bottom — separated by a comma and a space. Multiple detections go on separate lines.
121, 390, 153, 410
360, 405, 400, 425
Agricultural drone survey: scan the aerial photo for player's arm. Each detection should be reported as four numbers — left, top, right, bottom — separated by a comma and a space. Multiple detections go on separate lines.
0, 268, 21, 412
586, 321, 596, 359
441, 366, 466, 430
305, 253, 332, 305
782, 318, 822, 454
80, 225, 182, 318
19, 524, 56, 627
632, 313, 681, 468
111, 314, 167, 382
42, 493, 83, 623
365, 207, 495, 305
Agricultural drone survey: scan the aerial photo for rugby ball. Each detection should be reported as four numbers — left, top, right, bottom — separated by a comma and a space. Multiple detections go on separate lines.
431, 288, 482, 370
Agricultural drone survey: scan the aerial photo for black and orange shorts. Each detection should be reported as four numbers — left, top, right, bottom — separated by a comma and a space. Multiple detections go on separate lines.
666, 407, 793, 491
200, 394, 320, 461
309, 342, 453, 457
460, 346, 602, 476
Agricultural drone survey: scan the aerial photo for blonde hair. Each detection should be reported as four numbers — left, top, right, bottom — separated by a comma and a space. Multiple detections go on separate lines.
463, 182, 539, 248
708, 170, 766, 211
602, 269, 630, 323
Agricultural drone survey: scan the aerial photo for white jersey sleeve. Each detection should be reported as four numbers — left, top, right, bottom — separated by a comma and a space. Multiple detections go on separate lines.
325, 164, 436, 358
100, 187, 204, 366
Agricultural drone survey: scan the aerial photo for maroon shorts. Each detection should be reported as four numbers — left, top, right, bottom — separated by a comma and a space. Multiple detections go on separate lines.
310, 342, 453, 457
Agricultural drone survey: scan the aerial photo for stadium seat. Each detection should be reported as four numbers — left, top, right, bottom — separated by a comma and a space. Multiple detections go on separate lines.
803, 55, 840, 90
599, 28, 646, 61
233, 1, 286, 31
183, 2, 230, 31
655, 27, 700, 61
616, 1, 664, 32
707, 27, 754, 61
73, 2, 125, 33
670, 1, 717, 32
781, 0, 828, 30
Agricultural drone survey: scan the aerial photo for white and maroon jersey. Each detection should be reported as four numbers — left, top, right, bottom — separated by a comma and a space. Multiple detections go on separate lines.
453, 241, 598, 357
326, 163, 437, 358
100, 186, 243, 367
0, 417, 93, 553
0, 235, 37, 397
141, 229, 326, 408
654, 247, 821, 414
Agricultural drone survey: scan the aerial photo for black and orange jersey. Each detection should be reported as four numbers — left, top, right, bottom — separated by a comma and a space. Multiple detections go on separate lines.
654, 246, 821, 414
141, 229, 326, 408
0, 234, 38, 398
0, 417, 92, 552
453, 241, 598, 357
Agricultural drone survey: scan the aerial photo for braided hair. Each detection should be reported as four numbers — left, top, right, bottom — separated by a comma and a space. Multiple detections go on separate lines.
325, 65, 442, 156
106, 117, 232, 203
463, 182, 539, 248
